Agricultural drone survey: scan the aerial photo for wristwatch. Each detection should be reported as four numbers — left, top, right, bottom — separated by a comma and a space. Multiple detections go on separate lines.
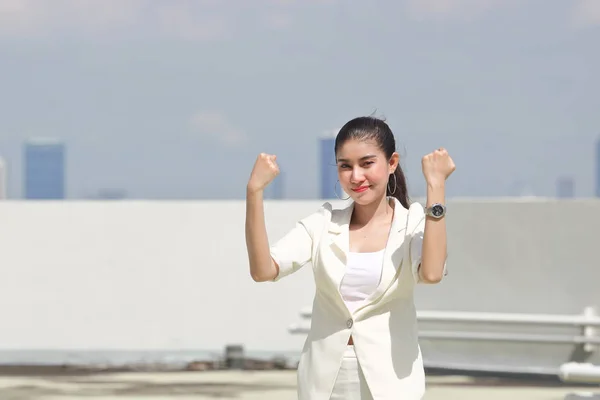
425, 203, 446, 219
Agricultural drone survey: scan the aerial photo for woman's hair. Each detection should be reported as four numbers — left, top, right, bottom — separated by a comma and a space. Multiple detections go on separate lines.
334, 116, 411, 209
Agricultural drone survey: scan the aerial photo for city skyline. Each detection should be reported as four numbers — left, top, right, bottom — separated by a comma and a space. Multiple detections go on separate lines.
1, 134, 599, 200
0, 1, 598, 199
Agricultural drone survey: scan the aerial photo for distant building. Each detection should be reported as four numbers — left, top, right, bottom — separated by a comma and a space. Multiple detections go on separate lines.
596, 137, 600, 198
24, 138, 66, 199
508, 179, 536, 198
91, 189, 128, 200
0, 157, 6, 199
320, 136, 337, 199
556, 177, 575, 199
265, 171, 284, 200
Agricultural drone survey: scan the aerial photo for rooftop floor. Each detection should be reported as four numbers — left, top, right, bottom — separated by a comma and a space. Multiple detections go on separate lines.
0, 370, 598, 400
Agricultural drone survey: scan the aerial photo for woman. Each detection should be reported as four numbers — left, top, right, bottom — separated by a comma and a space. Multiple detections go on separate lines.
245, 116, 455, 400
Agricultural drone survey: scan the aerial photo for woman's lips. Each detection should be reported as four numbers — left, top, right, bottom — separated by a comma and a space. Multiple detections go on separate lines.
352, 186, 370, 193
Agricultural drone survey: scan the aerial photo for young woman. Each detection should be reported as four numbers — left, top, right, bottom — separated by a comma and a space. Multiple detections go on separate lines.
245, 116, 455, 400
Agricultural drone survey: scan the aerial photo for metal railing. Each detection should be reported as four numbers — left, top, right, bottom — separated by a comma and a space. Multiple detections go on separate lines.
290, 306, 600, 351
560, 362, 600, 384
289, 306, 600, 386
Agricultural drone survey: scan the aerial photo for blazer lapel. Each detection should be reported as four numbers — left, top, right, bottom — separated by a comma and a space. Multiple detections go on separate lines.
325, 202, 354, 299
323, 197, 409, 313
329, 204, 352, 261
359, 197, 409, 308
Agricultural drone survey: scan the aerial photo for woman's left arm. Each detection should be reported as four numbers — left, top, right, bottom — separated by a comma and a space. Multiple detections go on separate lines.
419, 148, 455, 284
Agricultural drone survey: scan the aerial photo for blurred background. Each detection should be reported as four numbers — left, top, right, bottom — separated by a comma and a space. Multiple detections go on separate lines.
0, 0, 599, 399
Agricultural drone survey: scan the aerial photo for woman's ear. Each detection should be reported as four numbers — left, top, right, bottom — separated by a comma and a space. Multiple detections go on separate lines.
389, 152, 400, 173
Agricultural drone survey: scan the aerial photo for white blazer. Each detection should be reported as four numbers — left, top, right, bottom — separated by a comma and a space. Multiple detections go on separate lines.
270, 197, 442, 400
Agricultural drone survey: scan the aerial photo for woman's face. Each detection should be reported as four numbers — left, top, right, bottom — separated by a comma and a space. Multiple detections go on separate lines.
335, 139, 398, 205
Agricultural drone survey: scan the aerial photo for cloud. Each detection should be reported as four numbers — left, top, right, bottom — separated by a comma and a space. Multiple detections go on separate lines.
152, 2, 230, 41
188, 110, 247, 146
571, 0, 600, 28
0, 0, 335, 39
405, 0, 502, 21
262, 11, 294, 30
0, 0, 146, 37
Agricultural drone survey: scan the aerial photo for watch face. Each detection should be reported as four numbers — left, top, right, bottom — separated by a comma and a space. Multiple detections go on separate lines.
432, 204, 444, 217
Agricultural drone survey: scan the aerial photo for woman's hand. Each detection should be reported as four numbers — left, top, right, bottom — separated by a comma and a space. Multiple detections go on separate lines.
422, 148, 455, 187
247, 153, 280, 193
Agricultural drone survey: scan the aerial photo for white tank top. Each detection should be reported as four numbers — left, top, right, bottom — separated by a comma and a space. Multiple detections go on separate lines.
339, 249, 385, 314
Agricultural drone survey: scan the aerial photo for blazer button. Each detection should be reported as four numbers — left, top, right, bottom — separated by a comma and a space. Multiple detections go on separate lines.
346, 318, 353, 328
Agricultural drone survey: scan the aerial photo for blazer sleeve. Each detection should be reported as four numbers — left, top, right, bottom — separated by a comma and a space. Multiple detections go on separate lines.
270, 203, 330, 282
407, 202, 448, 284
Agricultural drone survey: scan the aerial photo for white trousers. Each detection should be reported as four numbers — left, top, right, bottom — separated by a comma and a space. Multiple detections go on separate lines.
330, 345, 374, 400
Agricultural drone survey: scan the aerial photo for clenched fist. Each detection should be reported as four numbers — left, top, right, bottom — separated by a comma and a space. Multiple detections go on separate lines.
422, 147, 455, 186
247, 153, 280, 193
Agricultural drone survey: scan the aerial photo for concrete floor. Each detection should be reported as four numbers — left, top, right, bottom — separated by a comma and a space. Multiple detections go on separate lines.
0, 370, 599, 400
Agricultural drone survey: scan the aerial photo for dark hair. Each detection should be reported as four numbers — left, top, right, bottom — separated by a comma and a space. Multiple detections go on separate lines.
334, 116, 411, 209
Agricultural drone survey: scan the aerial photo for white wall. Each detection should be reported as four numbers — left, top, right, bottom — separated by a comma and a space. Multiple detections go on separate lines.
0, 198, 598, 367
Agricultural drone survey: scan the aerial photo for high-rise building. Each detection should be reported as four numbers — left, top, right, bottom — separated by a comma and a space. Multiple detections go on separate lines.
0, 157, 6, 200
556, 177, 575, 198
23, 138, 66, 200
596, 137, 600, 198
320, 136, 338, 199
265, 170, 284, 200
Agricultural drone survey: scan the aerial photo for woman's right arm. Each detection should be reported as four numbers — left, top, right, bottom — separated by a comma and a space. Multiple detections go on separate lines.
245, 153, 317, 283
245, 187, 279, 282
245, 153, 281, 282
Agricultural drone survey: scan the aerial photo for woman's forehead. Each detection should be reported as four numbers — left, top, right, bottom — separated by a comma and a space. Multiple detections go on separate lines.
336, 139, 382, 160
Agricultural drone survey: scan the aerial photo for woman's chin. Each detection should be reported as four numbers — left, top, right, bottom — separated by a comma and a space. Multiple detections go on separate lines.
349, 188, 385, 205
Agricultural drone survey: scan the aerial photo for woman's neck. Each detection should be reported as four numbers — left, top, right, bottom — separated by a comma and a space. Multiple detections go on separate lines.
351, 196, 394, 226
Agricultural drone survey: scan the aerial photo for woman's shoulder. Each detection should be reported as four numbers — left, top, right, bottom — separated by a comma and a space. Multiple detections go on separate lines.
407, 201, 425, 215
389, 197, 424, 228
406, 201, 426, 234
300, 201, 334, 225
299, 201, 352, 232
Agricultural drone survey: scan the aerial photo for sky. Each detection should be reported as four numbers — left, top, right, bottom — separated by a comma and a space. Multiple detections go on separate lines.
0, 0, 599, 199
